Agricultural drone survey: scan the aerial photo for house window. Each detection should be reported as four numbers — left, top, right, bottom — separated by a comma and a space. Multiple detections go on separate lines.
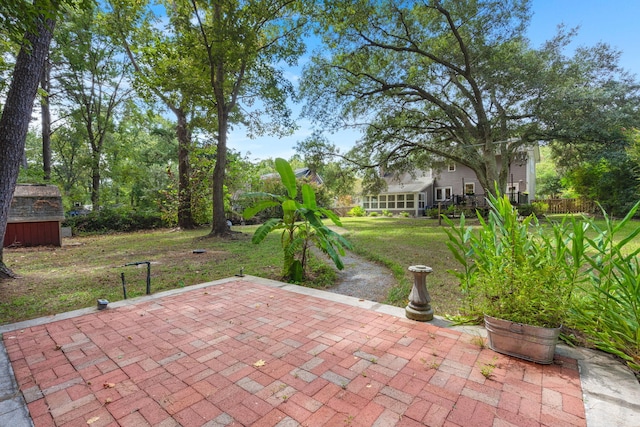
397, 194, 405, 209
379, 195, 387, 209
418, 193, 425, 209
370, 196, 378, 209
387, 194, 395, 209
406, 194, 415, 208
464, 182, 475, 195
363, 196, 370, 209
448, 163, 456, 172
506, 182, 519, 193
435, 187, 452, 201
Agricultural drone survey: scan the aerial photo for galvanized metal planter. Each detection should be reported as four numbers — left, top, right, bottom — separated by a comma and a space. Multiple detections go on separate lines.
484, 315, 561, 364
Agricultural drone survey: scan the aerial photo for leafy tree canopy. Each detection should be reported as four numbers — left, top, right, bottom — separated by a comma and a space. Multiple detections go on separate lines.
300, 0, 640, 195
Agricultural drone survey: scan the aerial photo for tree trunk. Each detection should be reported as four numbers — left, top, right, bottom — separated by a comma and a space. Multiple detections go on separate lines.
0, 10, 56, 278
41, 55, 52, 180
91, 159, 100, 210
210, 118, 229, 236
176, 111, 194, 229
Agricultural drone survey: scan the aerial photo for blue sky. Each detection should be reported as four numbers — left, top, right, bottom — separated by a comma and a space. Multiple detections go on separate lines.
228, 0, 640, 162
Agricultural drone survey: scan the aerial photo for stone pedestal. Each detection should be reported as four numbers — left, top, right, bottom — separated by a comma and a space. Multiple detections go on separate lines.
405, 265, 434, 321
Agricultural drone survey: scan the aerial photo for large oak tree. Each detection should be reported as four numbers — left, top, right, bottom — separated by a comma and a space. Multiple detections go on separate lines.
301, 0, 640, 195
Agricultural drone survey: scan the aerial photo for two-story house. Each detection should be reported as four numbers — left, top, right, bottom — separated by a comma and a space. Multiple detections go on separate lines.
362, 146, 539, 216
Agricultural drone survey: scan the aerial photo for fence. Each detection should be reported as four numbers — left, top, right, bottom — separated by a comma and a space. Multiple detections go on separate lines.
536, 198, 597, 214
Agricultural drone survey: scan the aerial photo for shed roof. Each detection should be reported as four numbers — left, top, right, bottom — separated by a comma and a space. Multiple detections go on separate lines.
13, 184, 62, 198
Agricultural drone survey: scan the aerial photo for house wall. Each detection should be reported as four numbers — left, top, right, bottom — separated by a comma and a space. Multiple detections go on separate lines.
433, 163, 480, 199
433, 160, 529, 198
362, 148, 536, 214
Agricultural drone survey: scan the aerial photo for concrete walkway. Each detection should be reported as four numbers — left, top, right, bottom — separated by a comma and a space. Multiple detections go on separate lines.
0, 276, 638, 426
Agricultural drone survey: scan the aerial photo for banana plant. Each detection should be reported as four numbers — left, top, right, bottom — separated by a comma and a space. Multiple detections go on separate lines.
243, 158, 351, 282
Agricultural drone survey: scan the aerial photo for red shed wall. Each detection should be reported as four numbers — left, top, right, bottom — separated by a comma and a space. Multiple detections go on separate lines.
3, 221, 62, 247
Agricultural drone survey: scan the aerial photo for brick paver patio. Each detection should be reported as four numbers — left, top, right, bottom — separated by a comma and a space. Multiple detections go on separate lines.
2, 278, 586, 426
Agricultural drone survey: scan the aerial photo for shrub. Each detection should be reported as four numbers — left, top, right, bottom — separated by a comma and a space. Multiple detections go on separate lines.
425, 208, 439, 218
400, 212, 409, 218
517, 202, 547, 217
347, 206, 366, 217
369, 212, 378, 217
64, 207, 167, 234
382, 209, 393, 217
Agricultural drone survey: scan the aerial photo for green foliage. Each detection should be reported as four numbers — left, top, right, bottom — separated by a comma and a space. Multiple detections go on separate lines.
347, 206, 366, 217
516, 203, 546, 217
294, 131, 358, 200
570, 202, 640, 371
444, 191, 579, 327
247, 173, 332, 222
400, 212, 409, 218
445, 188, 640, 371
369, 212, 378, 217
63, 207, 167, 234
425, 208, 439, 218
382, 209, 392, 217
565, 151, 640, 217
536, 145, 566, 198
302, 1, 639, 197
243, 158, 351, 282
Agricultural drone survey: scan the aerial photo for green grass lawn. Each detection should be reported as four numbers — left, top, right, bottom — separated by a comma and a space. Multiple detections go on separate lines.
0, 227, 293, 324
2, 214, 638, 326
338, 217, 466, 315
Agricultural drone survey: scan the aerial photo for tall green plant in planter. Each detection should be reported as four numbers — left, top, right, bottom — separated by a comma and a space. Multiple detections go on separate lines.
444, 191, 582, 327
444, 190, 586, 363
243, 158, 351, 282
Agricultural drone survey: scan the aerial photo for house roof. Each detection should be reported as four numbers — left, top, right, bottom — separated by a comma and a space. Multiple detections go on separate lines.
261, 167, 324, 184
382, 170, 433, 193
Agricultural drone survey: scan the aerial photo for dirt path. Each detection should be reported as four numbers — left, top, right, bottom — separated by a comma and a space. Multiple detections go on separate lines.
320, 225, 398, 302
324, 250, 397, 302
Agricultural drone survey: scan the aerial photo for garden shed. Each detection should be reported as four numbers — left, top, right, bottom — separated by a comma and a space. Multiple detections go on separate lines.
3, 184, 65, 248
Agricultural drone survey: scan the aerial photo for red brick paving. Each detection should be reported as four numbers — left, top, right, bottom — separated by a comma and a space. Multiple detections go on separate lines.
3, 279, 586, 426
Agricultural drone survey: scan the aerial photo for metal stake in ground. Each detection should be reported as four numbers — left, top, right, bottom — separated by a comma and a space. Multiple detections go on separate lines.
405, 265, 434, 321
123, 261, 152, 295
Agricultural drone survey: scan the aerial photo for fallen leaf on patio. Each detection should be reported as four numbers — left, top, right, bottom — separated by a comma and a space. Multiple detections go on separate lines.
103, 383, 116, 389
105, 397, 113, 404
86, 417, 100, 424
366, 384, 372, 388
54, 345, 62, 351
127, 336, 132, 340
253, 359, 266, 367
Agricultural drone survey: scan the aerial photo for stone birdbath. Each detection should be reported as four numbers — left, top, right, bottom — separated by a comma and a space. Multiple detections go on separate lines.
405, 265, 434, 321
